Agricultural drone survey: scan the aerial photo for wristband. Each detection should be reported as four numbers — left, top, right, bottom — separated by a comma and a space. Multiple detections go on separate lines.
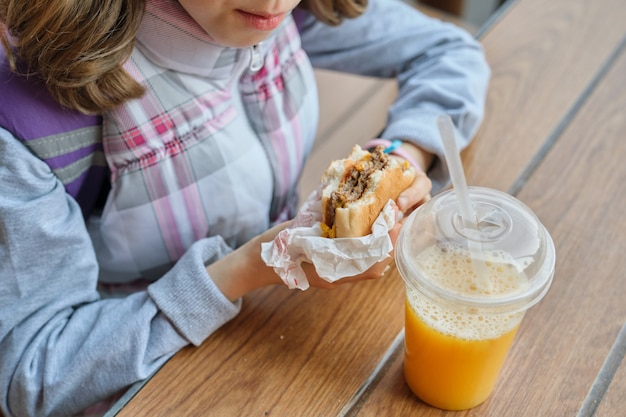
382, 139, 403, 154
364, 139, 423, 172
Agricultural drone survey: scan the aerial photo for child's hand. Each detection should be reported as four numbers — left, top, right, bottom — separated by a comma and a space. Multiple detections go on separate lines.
299, 259, 391, 289
299, 211, 403, 289
396, 168, 432, 216
391, 141, 434, 215
209, 208, 406, 299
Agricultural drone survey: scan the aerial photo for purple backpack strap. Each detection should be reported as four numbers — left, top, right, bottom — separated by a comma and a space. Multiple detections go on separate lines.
0, 52, 109, 217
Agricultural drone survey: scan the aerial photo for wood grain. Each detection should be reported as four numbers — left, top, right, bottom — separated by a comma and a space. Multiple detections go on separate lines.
592, 329, 626, 417
117, 272, 408, 416
462, 0, 626, 190
504, 41, 626, 417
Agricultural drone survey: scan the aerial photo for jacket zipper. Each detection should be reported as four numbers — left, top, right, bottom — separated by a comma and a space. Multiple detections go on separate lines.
249, 43, 264, 72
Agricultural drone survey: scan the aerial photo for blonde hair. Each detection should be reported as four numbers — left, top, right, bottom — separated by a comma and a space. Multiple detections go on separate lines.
0, 0, 367, 114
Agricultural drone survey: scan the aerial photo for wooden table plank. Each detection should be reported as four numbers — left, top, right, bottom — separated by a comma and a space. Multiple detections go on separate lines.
579, 325, 626, 417
592, 335, 626, 417
462, 0, 626, 191
507, 43, 626, 417
597, 362, 626, 417
116, 275, 409, 416
353, 24, 626, 417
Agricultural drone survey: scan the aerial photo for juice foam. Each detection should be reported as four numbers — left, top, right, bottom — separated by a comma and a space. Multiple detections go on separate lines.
407, 242, 527, 340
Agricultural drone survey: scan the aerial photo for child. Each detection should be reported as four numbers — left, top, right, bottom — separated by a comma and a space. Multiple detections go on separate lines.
0, 0, 489, 415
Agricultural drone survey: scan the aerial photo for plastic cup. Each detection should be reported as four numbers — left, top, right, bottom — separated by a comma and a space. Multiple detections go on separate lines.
395, 186, 555, 410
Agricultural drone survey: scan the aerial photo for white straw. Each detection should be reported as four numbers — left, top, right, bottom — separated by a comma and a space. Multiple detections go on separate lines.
436, 114, 491, 292
437, 115, 476, 227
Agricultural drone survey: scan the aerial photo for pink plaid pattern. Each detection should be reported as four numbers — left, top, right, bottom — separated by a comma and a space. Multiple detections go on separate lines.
92, 3, 318, 282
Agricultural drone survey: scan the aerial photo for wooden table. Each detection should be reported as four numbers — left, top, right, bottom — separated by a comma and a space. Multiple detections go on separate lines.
109, 0, 626, 415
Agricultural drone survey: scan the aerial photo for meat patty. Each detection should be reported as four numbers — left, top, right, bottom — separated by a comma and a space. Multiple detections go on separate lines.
324, 146, 389, 227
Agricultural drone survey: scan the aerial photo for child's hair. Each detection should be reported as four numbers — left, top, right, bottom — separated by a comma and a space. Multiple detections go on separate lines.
0, 0, 367, 114
300, 0, 368, 25
0, 0, 146, 114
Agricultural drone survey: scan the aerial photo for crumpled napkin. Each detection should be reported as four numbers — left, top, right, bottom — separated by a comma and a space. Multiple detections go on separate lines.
261, 186, 396, 290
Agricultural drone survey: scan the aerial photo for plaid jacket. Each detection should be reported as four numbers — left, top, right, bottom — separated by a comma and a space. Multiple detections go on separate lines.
0, 12, 318, 280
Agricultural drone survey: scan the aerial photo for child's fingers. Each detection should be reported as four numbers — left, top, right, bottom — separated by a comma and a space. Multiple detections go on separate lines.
396, 171, 432, 213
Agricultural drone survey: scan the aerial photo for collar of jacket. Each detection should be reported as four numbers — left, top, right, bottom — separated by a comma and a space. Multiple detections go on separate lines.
135, 0, 281, 79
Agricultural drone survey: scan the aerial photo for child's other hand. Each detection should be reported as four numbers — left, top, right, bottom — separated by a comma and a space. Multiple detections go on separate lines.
391, 141, 433, 215
300, 210, 402, 289
259, 216, 402, 290
210, 204, 405, 299
396, 168, 431, 216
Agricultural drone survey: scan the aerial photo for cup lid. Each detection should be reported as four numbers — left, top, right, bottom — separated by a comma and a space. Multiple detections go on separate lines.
395, 187, 555, 313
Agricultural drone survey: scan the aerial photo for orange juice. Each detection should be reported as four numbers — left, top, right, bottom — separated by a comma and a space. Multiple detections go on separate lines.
395, 187, 556, 411
403, 243, 527, 410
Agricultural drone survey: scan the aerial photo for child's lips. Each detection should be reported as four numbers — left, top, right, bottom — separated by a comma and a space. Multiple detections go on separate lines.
237, 10, 286, 31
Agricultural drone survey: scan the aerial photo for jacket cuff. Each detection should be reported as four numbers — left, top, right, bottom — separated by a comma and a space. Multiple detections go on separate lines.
148, 237, 242, 346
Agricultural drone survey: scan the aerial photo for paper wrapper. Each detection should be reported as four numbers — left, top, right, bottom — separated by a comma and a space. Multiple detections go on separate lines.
261, 187, 396, 290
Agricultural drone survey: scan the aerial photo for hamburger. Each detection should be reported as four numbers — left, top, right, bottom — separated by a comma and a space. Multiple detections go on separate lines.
320, 144, 416, 238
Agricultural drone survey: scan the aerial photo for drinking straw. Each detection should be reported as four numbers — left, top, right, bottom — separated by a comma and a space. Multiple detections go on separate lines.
436, 114, 491, 292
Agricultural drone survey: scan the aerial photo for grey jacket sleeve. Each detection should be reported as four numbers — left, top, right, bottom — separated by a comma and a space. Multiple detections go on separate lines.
296, 0, 490, 192
0, 128, 241, 417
